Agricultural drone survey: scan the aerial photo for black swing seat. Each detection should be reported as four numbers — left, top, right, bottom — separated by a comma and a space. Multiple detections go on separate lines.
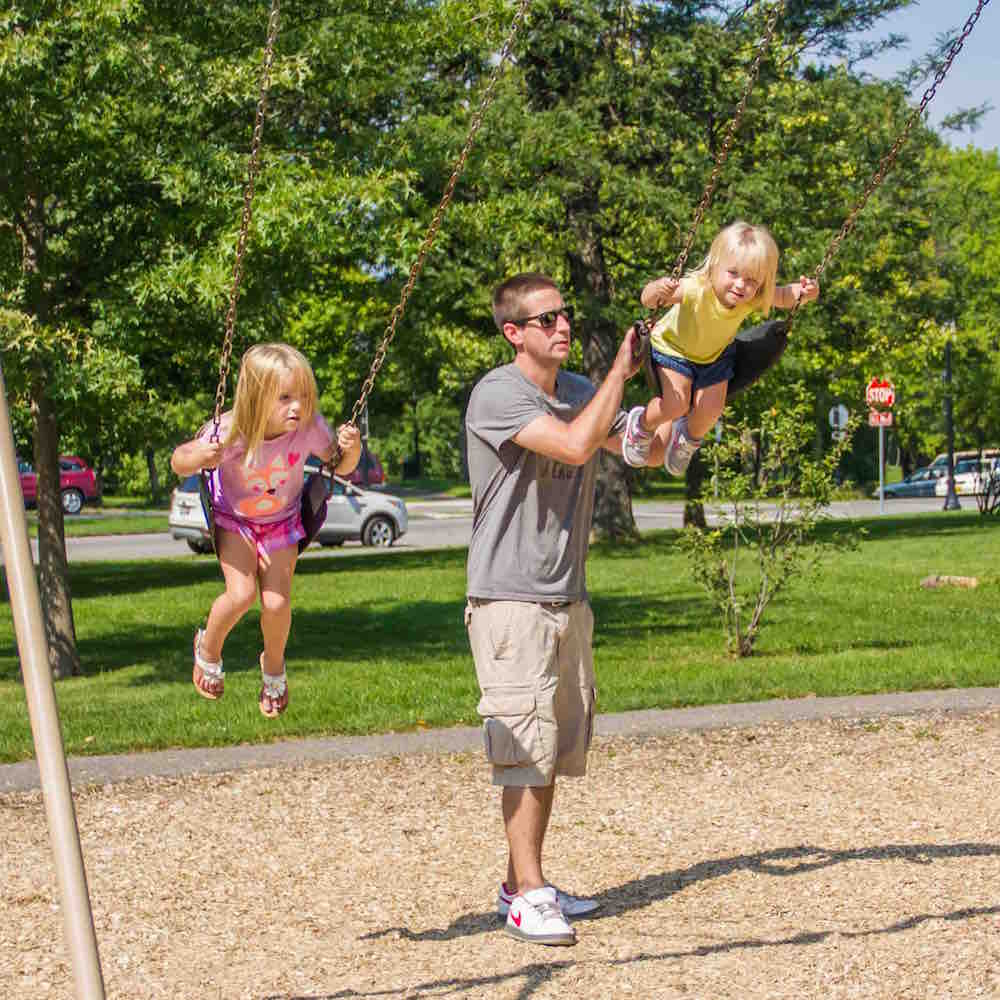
637, 317, 789, 398
198, 467, 332, 556
727, 318, 789, 397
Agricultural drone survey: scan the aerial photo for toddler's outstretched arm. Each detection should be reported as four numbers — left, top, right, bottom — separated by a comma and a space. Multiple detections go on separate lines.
171, 438, 224, 477
775, 275, 819, 310
640, 276, 683, 310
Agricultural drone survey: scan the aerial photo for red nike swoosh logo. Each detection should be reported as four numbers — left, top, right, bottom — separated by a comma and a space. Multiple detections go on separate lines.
511, 911, 522, 927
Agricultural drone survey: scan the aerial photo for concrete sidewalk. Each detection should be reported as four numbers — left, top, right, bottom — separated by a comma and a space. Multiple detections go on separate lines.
4, 686, 1000, 794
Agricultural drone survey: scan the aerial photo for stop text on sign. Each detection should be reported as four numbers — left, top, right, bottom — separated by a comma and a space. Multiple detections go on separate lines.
865, 378, 895, 408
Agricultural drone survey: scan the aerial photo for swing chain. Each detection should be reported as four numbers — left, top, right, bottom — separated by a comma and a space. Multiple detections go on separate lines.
347, 0, 533, 432
667, 0, 785, 286
788, 0, 990, 321
725, 0, 763, 30
210, 0, 282, 441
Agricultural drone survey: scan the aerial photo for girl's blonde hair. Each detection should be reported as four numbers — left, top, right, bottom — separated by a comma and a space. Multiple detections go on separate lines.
225, 343, 319, 459
688, 221, 780, 315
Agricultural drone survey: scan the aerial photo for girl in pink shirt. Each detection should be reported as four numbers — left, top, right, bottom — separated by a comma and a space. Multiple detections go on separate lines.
171, 343, 361, 717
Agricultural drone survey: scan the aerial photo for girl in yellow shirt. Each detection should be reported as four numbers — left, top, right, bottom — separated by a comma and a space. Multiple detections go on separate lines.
623, 221, 818, 475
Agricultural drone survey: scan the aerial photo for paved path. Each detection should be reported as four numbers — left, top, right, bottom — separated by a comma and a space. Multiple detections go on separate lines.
5, 686, 999, 794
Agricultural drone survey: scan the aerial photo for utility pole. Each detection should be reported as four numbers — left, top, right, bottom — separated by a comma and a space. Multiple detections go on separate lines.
943, 331, 961, 511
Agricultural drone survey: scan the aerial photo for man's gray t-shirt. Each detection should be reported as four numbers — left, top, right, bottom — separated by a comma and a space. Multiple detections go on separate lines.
465, 363, 626, 603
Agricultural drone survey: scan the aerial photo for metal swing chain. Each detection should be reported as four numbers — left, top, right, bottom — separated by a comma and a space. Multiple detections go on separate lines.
665, 0, 785, 289
786, 0, 990, 324
210, 0, 282, 440
725, 0, 765, 34
347, 0, 533, 432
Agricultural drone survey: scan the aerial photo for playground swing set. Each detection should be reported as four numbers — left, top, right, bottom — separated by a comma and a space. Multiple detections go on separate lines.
0, 0, 989, 996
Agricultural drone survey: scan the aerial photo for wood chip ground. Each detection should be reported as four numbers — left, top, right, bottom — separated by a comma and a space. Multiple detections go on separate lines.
4, 710, 1000, 999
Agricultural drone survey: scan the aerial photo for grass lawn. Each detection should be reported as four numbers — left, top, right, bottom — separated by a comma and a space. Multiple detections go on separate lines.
26, 511, 170, 537
1, 510, 998, 763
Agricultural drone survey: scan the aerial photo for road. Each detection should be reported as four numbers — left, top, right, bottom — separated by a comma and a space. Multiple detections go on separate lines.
8, 494, 962, 563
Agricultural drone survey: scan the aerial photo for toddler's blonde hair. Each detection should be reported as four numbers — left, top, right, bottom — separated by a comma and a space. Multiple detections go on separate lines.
689, 221, 779, 315
226, 343, 319, 460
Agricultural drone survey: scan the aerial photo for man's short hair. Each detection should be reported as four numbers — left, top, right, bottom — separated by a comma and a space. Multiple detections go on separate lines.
491, 273, 559, 331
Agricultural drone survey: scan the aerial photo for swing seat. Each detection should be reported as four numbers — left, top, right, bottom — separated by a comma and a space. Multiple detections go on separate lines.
298, 470, 331, 552
728, 319, 789, 397
638, 317, 789, 399
197, 468, 332, 555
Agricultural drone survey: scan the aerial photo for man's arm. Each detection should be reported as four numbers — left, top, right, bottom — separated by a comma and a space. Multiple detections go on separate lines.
513, 327, 642, 466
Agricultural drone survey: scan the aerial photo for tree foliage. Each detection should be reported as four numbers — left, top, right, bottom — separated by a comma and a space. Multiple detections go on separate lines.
3, 0, 997, 675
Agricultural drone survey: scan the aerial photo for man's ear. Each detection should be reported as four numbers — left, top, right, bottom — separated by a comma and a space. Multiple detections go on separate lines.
502, 322, 523, 350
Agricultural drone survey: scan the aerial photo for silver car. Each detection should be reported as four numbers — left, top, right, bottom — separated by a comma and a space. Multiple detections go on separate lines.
168, 469, 408, 554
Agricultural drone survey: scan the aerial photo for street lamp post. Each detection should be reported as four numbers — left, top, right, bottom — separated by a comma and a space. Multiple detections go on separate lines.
943, 335, 961, 511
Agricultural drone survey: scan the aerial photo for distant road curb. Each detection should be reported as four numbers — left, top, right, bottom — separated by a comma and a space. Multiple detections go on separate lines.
3, 686, 998, 794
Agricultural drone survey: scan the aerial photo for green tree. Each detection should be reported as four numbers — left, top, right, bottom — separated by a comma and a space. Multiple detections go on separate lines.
0, 1, 442, 675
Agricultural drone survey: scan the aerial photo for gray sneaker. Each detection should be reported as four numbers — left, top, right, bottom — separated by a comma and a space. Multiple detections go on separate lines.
664, 417, 701, 477
622, 406, 652, 467
504, 886, 577, 946
497, 881, 599, 919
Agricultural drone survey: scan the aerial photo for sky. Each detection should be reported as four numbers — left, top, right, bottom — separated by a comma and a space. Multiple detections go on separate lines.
845, 1, 998, 153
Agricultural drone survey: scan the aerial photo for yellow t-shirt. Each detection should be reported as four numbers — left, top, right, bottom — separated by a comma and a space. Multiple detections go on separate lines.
650, 278, 755, 364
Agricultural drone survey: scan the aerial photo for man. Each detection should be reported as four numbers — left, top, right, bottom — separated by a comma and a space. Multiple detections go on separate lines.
465, 272, 661, 946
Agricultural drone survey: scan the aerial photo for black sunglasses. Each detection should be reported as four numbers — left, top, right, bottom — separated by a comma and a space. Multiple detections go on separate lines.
511, 305, 575, 328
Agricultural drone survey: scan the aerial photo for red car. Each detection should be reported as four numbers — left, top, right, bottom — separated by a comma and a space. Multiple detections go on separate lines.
18, 455, 100, 515
348, 447, 385, 487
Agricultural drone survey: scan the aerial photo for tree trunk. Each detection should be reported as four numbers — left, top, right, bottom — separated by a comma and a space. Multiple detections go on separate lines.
566, 207, 637, 541
21, 181, 80, 678
683, 448, 708, 528
145, 446, 161, 503
31, 370, 81, 679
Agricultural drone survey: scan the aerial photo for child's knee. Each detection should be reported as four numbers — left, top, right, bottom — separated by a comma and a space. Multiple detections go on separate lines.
226, 585, 257, 616
260, 589, 290, 616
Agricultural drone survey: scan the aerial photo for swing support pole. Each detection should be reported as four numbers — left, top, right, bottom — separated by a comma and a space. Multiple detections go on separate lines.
0, 365, 105, 1000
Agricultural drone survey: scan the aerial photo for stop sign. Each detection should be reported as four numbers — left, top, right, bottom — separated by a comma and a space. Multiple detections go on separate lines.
865, 377, 895, 408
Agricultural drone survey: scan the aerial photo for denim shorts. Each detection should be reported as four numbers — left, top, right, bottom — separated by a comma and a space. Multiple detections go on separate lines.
652, 340, 737, 390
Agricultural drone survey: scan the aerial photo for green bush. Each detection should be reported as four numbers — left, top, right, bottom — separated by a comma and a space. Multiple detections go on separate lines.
374, 395, 465, 479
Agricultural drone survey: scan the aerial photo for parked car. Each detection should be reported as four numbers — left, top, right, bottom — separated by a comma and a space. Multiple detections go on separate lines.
930, 448, 1000, 471
934, 457, 1000, 497
168, 464, 407, 554
348, 446, 385, 488
18, 455, 100, 515
878, 466, 945, 499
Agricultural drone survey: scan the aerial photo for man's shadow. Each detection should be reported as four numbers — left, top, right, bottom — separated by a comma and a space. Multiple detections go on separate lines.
262, 958, 574, 1000
361, 840, 1000, 942
267, 842, 1000, 999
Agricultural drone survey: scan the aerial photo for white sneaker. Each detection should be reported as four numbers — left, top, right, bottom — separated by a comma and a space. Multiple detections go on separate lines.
504, 886, 576, 946
497, 881, 599, 919
622, 405, 652, 467
664, 416, 701, 477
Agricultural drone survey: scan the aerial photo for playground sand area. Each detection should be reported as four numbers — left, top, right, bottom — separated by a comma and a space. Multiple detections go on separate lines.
4, 709, 1000, 1000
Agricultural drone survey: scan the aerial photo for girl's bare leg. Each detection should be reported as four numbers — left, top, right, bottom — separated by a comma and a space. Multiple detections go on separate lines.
642, 368, 692, 433
687, 381, 728, 440
200, 529, 258, 662
257, 543, 298, 675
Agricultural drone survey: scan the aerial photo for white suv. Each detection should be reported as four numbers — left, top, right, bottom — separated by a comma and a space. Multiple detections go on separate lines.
168, 466, 408, 553
934, 457, 1000, 496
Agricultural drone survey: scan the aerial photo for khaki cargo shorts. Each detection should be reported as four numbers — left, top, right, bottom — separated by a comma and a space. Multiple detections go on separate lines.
465, 598, 597, 787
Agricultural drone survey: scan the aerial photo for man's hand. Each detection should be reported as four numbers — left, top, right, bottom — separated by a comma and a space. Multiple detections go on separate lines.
611, 323, 645, 382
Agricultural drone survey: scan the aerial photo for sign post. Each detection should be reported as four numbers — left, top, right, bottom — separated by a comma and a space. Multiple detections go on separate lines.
865, 378, 895, 514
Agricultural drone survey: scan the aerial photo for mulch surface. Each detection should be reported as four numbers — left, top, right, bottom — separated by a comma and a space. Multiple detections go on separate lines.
4, 710, 1000, 999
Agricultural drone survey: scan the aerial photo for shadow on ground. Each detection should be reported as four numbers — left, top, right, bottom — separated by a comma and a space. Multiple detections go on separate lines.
362, 840, 1000, 944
